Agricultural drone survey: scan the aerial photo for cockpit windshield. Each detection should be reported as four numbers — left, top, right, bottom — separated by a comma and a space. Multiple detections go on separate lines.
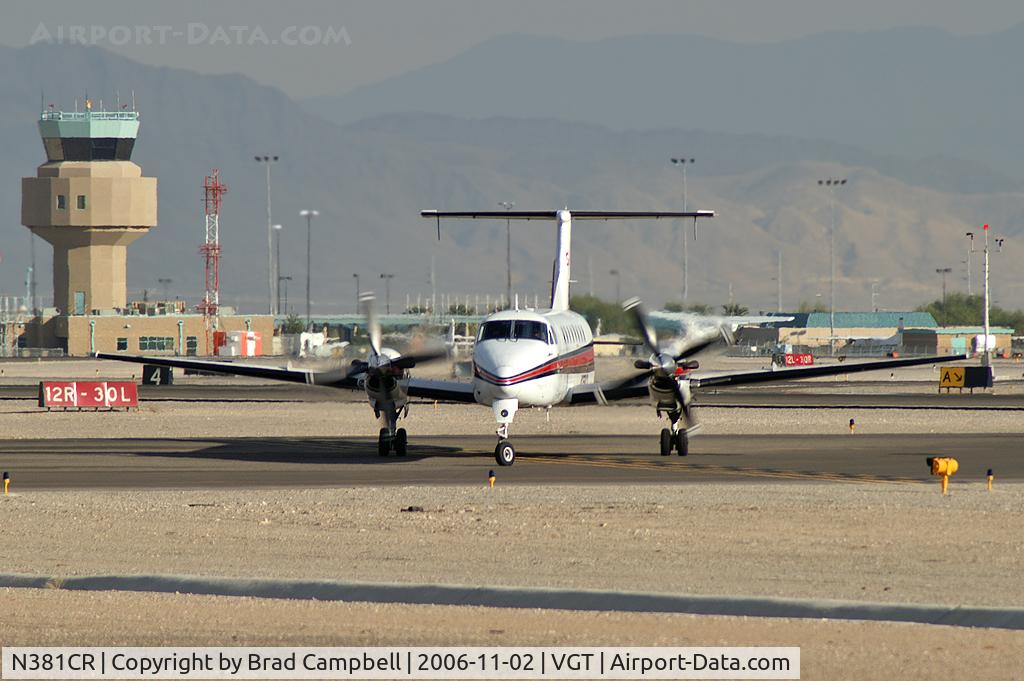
480, 321, 512, 341
479, 320, 550, 343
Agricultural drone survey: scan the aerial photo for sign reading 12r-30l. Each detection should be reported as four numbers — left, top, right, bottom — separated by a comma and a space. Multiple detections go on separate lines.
38, 381, 138, 409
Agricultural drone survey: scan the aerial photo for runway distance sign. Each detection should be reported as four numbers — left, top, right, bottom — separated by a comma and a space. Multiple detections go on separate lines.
783, 353, 814, 367
39, 381, 138, 409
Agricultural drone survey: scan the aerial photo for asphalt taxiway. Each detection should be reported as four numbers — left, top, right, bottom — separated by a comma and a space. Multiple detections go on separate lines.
1, 431, 1018, 490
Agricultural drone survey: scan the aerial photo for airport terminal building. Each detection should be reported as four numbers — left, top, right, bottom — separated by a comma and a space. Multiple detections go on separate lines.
9, 104, 271, 356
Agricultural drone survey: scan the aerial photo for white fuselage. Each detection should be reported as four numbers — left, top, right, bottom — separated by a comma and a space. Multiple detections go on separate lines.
470, 308, 595, 408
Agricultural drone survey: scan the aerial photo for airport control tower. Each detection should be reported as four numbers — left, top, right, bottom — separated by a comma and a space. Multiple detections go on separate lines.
21, 102, 156, 314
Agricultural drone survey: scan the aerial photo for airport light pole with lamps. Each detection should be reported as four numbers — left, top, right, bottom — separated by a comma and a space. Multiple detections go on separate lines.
272, 224, 283, 314
352, 273, 361, 313
818, 178, 847, 355
964, 231, 976, 296
380, 273, 395, 314
609, 269, 621, 303
279, 276, 292, 315
254, 155, 279, 314
499, 201, 515, 307
300, 209, 319, 329
936, 267, 952, 308
671, 158, 696, 302
980, 224, 1006, 367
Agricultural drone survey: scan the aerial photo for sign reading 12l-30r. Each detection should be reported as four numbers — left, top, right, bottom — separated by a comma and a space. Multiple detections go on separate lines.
38, 381, 138, 409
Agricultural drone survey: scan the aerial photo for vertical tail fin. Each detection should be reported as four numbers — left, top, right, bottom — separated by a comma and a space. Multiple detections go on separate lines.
550, 210, 572, 311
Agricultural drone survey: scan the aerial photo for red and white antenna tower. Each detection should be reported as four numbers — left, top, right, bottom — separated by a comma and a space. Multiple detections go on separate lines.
199, 169, 227, 354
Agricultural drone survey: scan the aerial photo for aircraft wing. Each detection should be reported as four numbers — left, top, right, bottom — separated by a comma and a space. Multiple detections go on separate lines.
650, 311, 794, 330
691, 354, 969, 389
94, 353, 360, 388
567, 375, 650, 405
406, 377, 477, 403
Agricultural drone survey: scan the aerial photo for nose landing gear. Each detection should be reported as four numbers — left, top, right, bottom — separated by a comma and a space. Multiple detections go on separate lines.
492, 398, 519, 466
495, 437, 515, 466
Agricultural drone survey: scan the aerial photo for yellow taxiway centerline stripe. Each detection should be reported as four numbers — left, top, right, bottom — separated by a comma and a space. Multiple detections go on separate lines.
521, 455, 926, 485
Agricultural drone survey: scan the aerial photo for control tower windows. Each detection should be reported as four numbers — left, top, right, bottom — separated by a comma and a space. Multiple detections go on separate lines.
76, 195, 86, 210
56, 194, 66, 210
41, 137, 136, 161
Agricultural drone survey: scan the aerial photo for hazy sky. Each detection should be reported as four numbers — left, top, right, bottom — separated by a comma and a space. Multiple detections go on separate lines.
4, 0, 1024, 98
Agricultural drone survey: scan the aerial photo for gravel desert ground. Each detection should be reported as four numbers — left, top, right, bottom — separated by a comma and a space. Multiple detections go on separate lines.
1, 358, 1022, 680
1, 588, 1021, 681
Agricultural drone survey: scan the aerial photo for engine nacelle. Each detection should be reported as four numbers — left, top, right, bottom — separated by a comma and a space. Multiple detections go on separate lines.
649, 375, 680, 410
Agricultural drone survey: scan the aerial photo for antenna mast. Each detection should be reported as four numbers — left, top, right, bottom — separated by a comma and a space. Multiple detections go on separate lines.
199, 169, 227, 354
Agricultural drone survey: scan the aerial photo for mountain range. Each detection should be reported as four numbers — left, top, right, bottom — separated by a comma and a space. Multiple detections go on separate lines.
0, 34, 1021, 315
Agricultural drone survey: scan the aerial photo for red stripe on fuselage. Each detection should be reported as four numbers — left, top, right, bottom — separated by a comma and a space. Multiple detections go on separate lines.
475, 345, 595, 386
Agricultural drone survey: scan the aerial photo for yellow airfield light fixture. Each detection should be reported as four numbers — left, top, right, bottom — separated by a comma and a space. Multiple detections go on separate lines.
927, 457, 958, 495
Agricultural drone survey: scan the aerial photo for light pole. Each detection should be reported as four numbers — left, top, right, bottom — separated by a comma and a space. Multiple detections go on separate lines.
818, 178, 847, 355
671, 158, 696, 302
935, 267, 952, 308
352, 273, 360, 313
983, 225, 991, 366
775, 250, 783, 312
299, 209, 318, 329
279, 276, 292, 315
499, 201, 515, 307
965, 231, 975, 296
272, 224, 283, 315
29, 233, 37, 315
157, 278, 172, 300
609, 269, 621, 303
254, 155, 279, 314
380, 273, 395, 314
870, 280, 879, 312
980, 225, 1006, 367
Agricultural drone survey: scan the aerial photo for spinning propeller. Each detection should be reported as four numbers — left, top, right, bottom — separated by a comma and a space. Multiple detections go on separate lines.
617, 297, 733, 425
348, 292, 448, 377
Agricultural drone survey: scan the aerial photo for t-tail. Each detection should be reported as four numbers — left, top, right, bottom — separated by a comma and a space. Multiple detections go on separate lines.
421, 209, 716, 312
550, 209, 572, 311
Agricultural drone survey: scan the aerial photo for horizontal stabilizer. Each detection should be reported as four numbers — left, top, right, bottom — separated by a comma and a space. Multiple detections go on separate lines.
421, 210, 714, 220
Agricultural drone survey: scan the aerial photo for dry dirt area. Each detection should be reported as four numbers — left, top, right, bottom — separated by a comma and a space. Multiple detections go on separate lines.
3, 484, 1022, 608
1, 588, 1021, 681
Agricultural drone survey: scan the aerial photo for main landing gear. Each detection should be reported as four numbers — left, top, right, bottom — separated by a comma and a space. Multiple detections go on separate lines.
378, 427, 408, 456
378, 410, 408, 457
659, 410, 689, 457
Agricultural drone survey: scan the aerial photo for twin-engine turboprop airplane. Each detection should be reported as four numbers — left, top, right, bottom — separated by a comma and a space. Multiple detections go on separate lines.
98, 208, 967, 467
